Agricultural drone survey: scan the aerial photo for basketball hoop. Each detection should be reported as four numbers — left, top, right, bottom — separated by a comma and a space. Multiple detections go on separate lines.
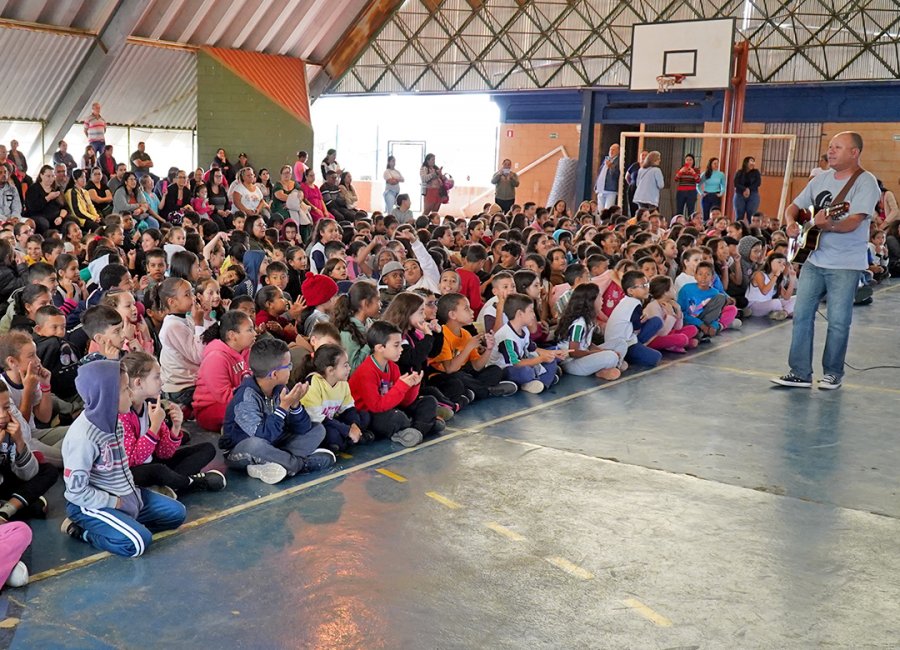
656, 74, 686, 93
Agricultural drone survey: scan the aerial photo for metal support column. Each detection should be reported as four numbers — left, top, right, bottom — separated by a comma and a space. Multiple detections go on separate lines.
575, 89, 596, 204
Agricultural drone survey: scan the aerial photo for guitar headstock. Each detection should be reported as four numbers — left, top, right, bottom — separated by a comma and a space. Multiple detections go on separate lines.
825, 201, 850, 220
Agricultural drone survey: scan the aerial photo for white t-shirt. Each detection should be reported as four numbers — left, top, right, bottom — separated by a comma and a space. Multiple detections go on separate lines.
673, 272, 696, 296
477, 296, 508, 332
604, 295, 640, 347
810, 166, 828, 178
232, 183, 263, 214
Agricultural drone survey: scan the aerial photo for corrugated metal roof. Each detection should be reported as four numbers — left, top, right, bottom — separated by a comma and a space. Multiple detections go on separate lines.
0, 26, 93, 121
84, 42, 197, 129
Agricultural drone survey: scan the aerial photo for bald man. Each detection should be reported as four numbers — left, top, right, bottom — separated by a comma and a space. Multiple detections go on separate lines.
772, 131, 880, 390
594, 144, 621, 210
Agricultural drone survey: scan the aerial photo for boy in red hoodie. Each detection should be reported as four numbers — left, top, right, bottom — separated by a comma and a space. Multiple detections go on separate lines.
348, 320, 441, 448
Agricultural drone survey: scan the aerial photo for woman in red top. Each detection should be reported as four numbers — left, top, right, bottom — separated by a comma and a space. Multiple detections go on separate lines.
674, 154, 700, 220
300, 167, 330, 222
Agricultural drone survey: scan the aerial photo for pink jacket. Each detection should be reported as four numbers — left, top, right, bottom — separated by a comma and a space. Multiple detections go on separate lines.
193, 339, 251, 429
118, 405, 182, 467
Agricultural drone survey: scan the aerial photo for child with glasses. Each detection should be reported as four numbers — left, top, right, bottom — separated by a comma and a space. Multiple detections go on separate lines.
221, 338, 334, 485
602, 271, 663, 367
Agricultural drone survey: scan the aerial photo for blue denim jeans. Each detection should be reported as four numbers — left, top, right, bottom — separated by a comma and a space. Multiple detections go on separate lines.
676, 190, 697, 218
627, 316, 663, 367
66, 489, 186, 557
384, 188, 399, 213
788, 261, 860, 381
733, 191, 760, 222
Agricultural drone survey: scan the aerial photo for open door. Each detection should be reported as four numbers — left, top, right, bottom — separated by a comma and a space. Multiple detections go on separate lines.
387, 141, 426, 213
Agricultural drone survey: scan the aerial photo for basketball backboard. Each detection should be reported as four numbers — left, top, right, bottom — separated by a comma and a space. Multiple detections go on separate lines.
629, 19, 736, 91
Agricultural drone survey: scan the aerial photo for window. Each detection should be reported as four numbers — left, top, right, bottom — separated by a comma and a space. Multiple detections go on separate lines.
762, 122, 822, 176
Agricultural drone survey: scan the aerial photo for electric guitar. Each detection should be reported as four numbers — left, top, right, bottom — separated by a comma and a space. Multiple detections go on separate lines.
787, 202, 850, 265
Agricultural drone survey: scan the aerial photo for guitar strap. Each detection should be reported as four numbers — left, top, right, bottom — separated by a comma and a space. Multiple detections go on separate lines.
831, 167, 865, 207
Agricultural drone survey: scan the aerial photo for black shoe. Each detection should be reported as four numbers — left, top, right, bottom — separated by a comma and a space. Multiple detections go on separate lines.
60, 517, 86, 542
697, 333, 712, 344
360, 430, 376, 444
189, 470, 226, 492
25, 496, 49, 519
464, 389, 476, 402
488, 381, 518, 397
454, 394, 471, 410
431, 419, 446, 435
303, 449, 337, 473
770, 372, 812, 388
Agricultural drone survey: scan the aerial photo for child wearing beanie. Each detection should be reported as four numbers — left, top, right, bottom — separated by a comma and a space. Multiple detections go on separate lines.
302, 274, 339, 336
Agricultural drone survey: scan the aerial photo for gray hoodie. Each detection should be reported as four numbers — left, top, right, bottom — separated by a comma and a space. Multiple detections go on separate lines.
61, 360, 142, 517
0, 181, 21, 220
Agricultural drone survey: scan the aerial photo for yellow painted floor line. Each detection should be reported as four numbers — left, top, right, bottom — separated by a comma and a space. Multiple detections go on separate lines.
484, 521, 526, 541
29, 427, 475, 584
33, 305, 882, 586
545, 556, 594, 580
425, 491, 462, 509
685, 362, 900, 395
376, 468, 407, 483
337, 452, 353, 459
623, 598, 673, 627
0, 618, 20, 629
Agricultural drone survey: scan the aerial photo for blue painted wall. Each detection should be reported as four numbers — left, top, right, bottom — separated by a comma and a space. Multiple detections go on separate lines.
493, 82, 900, 125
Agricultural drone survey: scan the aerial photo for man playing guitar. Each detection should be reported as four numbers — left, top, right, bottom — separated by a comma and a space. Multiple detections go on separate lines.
772, 131, 880, 390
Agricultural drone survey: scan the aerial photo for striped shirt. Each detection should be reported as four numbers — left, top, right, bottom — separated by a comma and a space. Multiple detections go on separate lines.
62, 413, 141, 512
83, 115, 106, 143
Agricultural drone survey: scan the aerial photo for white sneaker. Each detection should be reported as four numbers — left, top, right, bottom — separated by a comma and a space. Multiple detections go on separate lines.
729, 318, 743, 330
769, 310, 789, 321
521, 380, 545, 394
817, 374, 842, 390
5, 561, 28, 588
247, 462, 288, 484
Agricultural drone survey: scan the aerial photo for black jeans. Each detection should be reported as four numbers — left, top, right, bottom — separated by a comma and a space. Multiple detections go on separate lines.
368, 396, 438, 438
0, 462, 58, 510
130, 443, 217, 491
428, 364, 505, 401
495, 198, 514, 214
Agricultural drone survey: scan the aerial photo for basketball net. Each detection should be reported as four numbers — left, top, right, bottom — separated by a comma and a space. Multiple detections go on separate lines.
656, 74, 686, 93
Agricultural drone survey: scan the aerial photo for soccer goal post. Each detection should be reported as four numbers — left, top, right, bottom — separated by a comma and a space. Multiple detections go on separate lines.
617, 131, 797, 222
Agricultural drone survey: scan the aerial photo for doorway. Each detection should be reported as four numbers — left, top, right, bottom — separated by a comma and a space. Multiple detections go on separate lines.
387, 141, 426, 212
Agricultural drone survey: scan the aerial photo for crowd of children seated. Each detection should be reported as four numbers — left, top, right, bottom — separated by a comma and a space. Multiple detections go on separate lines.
0, 147, 893, 585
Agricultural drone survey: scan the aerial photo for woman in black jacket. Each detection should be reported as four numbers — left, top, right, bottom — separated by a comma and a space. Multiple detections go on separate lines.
733, 156, 761, 223
159, 170, 196, 222
25, 165, 67, 234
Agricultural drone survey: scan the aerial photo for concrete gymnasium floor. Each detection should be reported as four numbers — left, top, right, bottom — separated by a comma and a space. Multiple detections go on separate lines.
3, 284, 899, 649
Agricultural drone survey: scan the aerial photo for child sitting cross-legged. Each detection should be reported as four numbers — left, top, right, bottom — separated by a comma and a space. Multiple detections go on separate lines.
644, 275, 699, 354
382, 292, 457, 420
193, 310, 256, 433
677, 261, 738, 340
428, 293, 517, 406
221, 338, 334, 485
349, 320, 442, 448
555, 283, 622, 380
119, 351, 225, 497
300, 344, 367, 453
603, 271, 663, 367
0, 381, 57, 523
60, 360, 186, 557
489, 293, 567, 394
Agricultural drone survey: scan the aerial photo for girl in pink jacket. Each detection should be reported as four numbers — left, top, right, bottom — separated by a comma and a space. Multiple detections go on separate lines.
119, 351, 225, 495
192, 310, 256, 432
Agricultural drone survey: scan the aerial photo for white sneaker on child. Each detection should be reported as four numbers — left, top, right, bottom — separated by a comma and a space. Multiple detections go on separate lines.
247, 462, 288, 484
5, 561, 28, 588
521, 380, 545, 394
